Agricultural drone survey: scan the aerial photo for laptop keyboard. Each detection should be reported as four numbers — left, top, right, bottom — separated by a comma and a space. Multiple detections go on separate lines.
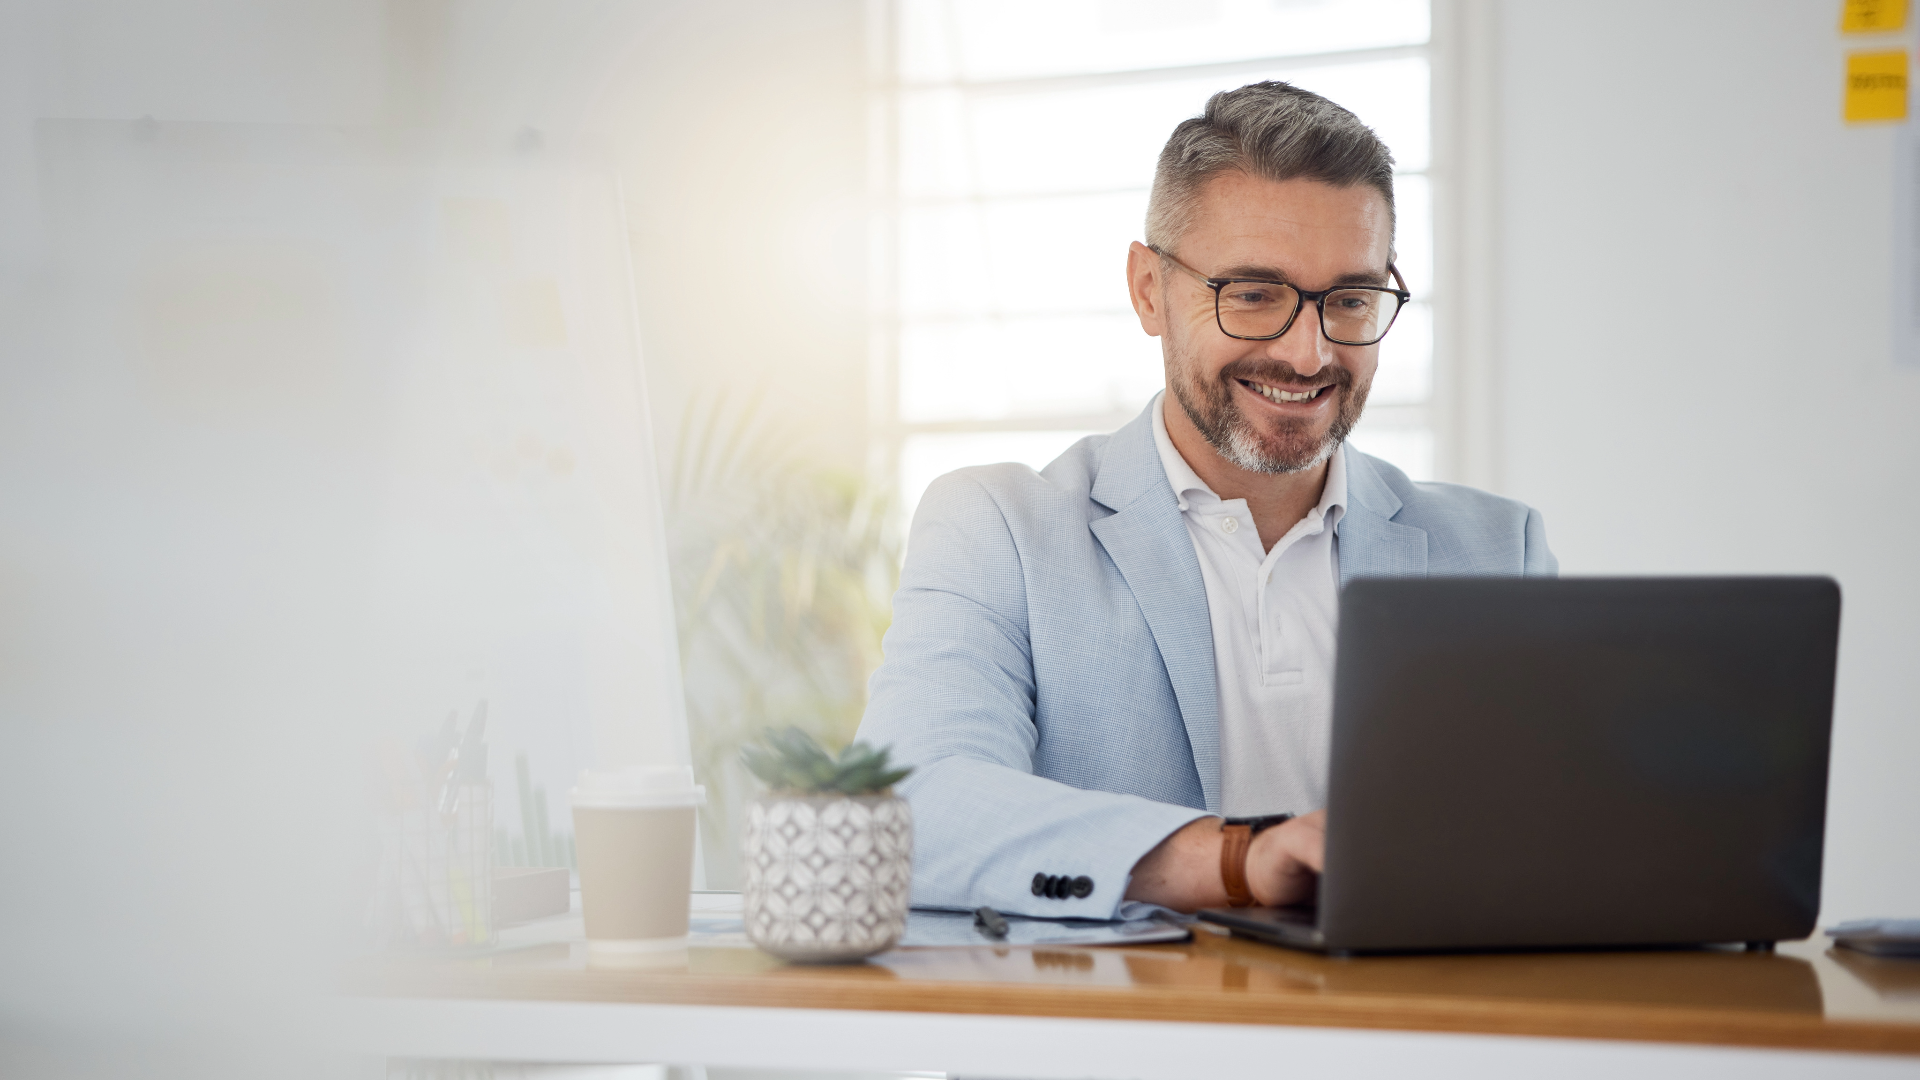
1269, 905, 1318, 926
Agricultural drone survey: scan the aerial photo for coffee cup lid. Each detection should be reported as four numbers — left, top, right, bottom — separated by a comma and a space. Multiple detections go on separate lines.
571, 765, 707, 809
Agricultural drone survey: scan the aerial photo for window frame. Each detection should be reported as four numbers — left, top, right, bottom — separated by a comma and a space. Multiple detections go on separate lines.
866, 0, 1465, 517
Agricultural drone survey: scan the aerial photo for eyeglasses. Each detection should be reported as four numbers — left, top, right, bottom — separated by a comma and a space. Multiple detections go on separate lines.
1149, 245, 1410, 346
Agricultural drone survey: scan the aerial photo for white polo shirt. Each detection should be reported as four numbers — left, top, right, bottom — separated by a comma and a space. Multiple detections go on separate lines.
1150, 392, 1345, 817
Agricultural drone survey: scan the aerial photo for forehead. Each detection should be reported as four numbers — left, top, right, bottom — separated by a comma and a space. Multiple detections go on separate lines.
1180, 171, 1393, 276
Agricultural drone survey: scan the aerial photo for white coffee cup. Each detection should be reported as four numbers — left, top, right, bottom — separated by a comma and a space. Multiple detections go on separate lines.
570, 765, 706, 967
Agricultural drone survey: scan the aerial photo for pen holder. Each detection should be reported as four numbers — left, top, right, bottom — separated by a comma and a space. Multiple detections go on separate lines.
369, 780, 493, 948
743, 792, 912, 962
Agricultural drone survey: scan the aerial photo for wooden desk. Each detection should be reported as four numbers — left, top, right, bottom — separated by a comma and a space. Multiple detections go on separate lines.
350, 922, 1920, 1077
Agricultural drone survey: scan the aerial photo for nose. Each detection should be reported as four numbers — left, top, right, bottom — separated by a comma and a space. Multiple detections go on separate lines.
1262, 299, 1336, 378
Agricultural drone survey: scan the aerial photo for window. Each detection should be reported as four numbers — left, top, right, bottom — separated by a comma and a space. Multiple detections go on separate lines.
872, 0, 1437, 523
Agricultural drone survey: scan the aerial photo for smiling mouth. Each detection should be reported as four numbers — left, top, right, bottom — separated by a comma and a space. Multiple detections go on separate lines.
1240, 377, 1332, 404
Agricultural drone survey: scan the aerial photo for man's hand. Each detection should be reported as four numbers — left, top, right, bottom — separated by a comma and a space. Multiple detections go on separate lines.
1123, 810, 1326, 912
1246, 810, 1325, 907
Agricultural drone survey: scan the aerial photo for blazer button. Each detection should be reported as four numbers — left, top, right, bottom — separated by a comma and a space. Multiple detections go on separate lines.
1031, 873, 1047, 896
1046, 875, 1064, 898
1071, 876, 1093, 898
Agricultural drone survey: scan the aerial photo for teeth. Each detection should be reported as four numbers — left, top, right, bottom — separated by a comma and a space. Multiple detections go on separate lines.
1251, 382, 1319, 403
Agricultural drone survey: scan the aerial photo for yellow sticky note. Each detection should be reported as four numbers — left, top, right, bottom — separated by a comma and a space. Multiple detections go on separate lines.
1842, 0, 1909, 33
1846, 50, 1909, 122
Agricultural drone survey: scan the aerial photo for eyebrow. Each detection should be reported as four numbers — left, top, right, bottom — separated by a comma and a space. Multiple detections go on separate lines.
1213, 264, 1391, 288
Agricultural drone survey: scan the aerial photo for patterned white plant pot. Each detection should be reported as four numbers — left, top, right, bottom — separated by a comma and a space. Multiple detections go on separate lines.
743, 793, 913, 962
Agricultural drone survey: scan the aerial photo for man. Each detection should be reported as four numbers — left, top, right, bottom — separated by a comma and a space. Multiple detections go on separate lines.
856, 82, 1555, 918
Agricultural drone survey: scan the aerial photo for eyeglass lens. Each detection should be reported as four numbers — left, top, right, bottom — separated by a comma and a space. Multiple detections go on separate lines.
1216, 282, 1403, 345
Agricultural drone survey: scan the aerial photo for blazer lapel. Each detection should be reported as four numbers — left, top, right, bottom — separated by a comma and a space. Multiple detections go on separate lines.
1336, 448, 1429, 587
1088, 407, 1221, 813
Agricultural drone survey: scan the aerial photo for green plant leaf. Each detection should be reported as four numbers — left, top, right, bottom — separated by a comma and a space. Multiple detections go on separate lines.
738, 726, 912, 795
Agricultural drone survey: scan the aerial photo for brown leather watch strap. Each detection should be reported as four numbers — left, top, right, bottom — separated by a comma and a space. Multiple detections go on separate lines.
1220, 821, 1256, 907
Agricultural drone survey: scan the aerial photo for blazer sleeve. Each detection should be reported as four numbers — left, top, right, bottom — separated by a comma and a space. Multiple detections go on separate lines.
856, 471, 1210, 918
1522, 507, 1559, 576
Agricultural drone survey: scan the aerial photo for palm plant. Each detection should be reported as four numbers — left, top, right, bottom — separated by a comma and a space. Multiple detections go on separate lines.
665, 387, 900, 886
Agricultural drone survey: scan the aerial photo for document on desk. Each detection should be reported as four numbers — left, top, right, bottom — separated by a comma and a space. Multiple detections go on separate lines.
898, 904, 1190, 948
683, 893, 1189, 948
687, 891, 752, 947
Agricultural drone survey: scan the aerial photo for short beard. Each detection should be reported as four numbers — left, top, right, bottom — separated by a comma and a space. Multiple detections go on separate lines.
1167, 348, 1371, 475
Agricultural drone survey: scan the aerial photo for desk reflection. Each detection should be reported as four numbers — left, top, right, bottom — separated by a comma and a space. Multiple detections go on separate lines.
453, 925, 1825, 1015
355, 922, 1920, 1054
1830, 948, 1920, 1002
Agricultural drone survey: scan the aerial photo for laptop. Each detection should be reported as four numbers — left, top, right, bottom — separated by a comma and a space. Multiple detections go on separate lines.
1199, 577, 1840, 956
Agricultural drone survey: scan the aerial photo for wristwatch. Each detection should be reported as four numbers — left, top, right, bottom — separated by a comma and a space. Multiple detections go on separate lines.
1219, 813, 1296, 908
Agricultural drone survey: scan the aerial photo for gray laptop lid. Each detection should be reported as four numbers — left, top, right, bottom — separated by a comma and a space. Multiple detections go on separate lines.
1318, 577, 1839, 953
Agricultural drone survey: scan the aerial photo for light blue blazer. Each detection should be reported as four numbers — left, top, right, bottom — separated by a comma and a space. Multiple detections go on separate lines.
856, 402, 1557, 918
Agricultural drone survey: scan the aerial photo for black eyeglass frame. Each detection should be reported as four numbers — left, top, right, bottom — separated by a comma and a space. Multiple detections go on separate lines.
1148, 244, 1412, 345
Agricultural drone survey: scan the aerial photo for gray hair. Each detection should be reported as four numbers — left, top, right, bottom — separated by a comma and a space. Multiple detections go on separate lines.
1144, 81, 1396, 252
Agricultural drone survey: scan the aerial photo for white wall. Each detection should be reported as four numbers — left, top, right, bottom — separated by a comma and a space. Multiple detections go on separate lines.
1494, 2, 1920, 920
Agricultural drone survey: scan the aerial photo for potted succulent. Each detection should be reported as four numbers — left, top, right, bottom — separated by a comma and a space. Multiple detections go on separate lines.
740, 727, 913, 962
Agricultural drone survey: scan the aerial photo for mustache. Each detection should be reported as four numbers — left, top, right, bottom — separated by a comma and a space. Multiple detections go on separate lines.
1217, 359, 1354, 392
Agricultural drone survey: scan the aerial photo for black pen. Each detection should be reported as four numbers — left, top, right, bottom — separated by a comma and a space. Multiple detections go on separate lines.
973, 905, 1009, 940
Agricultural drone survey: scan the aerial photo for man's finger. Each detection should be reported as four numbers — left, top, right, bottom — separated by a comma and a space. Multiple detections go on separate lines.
1278, 814, 1326, 873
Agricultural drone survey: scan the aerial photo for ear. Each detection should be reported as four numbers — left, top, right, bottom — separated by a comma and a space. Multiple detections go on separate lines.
1126, 241, 1167, 338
